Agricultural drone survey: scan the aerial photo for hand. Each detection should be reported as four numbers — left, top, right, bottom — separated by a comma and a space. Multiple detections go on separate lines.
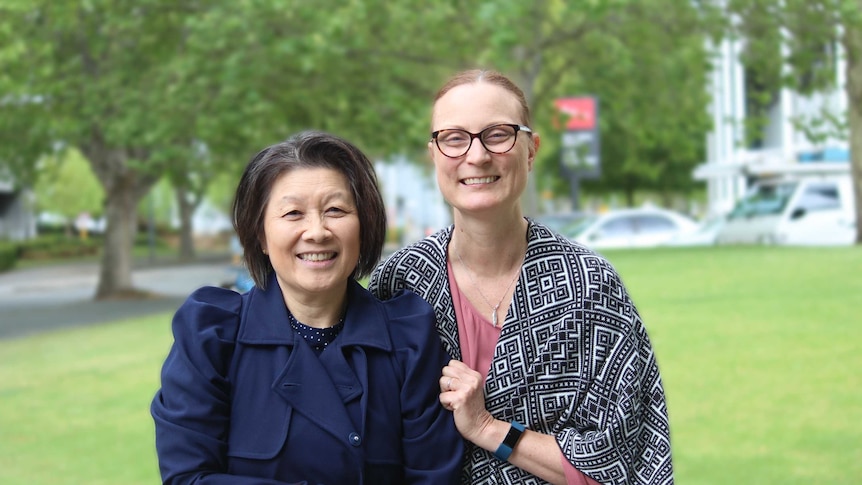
439, 359, 495, 443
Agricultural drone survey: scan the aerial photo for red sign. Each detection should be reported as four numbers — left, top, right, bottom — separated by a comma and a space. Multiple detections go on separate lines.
554, 97, 596, 131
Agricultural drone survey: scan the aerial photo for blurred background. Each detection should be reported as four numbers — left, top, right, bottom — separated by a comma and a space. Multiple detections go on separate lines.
1, 0, 859, 295
0, 0, 862, 483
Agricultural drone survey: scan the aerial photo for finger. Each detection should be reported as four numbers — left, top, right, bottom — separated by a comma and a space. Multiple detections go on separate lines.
440, 373, 454, 389
448, 359, 468, 370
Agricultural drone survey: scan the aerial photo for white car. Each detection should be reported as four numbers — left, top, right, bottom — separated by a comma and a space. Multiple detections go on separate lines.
533, 211, 588, 236
716, 176, 856, 246
664, 216, 725, 246
563, 207, 700, 249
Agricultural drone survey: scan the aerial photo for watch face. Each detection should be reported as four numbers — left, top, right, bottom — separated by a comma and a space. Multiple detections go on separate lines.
494, 421, 526, 461
502, 423, 524, 447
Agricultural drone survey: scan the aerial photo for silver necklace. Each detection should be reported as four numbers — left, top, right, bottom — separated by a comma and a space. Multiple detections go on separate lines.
453, 245, 522, 327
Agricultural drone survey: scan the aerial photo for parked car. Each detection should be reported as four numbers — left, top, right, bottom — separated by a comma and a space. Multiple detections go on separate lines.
715, 176, 856, 246
663, 215, 725, 246
533, 211, 588, 236
562, 207, 700, 249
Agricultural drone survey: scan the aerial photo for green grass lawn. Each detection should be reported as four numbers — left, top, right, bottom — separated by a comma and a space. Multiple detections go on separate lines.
605, 246, 862, 484
0, 246, 860, 484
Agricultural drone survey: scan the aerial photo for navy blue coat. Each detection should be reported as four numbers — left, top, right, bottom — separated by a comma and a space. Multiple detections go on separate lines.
151, 276, 463, 484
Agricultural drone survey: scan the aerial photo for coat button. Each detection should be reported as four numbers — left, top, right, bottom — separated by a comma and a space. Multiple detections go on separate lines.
348, 432, 361, 447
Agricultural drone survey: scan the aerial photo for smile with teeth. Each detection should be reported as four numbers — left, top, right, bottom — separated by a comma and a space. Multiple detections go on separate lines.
299, 252, 336, 262
462, 176, 498, 185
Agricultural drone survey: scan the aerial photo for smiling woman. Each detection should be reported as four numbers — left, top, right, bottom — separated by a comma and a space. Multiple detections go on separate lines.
150, 131, 463, 484
260, 166, 362, 309
370, 69, 673, 484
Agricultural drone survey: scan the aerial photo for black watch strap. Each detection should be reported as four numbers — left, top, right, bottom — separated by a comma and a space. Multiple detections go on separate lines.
494, 421, 526, 461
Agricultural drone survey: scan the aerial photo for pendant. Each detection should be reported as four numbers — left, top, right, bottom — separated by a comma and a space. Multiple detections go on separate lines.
492, 311, 498, 327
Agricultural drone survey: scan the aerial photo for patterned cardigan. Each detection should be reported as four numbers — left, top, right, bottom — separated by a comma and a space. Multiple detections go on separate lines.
368, 220, 673, 485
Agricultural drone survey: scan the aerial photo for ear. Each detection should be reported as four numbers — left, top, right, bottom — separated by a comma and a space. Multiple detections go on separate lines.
427, 140, 436, 164
527, 133, 540, 171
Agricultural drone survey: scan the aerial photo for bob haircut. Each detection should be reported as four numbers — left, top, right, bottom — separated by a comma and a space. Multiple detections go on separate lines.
232, 130, 386, 289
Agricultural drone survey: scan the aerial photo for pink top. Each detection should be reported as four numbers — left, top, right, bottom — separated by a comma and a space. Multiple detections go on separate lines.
447, 259, 600, 485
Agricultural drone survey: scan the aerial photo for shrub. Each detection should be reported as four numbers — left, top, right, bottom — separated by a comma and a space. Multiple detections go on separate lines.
18, 235, 101, 260
0, 241, 19, 272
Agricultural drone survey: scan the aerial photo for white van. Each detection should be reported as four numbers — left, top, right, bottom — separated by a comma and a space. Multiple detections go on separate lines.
716, 176, 856, 246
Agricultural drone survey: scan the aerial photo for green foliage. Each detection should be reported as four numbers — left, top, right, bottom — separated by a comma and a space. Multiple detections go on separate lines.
726, 0, 851, 145
18, 235, 101, 260
0, 241, 19, 271
731, 0, 784, 147
1, 0, 731, 291
33, 148, 104, 219
541, 0, 715, 199
0, 0, 721, 199
136, 178, 177, 231
206, 171, 242, 214
730, 0, 844, 94
721, 0, 862, 244
0, 1, 218, 295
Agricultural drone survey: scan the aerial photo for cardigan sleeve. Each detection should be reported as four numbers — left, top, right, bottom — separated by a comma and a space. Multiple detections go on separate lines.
557, 292, 673, 485
368, 249, 408, 300
150, 286, 299, 485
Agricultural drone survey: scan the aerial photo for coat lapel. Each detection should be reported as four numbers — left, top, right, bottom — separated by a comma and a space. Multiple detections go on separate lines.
242, 277, 393, 444
273, 340, 360, 442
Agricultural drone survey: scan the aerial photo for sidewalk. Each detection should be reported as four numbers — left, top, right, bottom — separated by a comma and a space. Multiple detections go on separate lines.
0, 257, 236, 340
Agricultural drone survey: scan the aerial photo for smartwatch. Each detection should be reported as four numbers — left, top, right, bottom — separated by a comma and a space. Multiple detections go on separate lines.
494, 421, 526, 461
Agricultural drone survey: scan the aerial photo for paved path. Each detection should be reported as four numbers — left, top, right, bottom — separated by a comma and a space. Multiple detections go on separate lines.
0, 258, 237, 340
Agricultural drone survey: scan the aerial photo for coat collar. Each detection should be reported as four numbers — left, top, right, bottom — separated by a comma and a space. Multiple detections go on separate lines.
237, 274, 389, 444
273, 334, 366, 440
238, 274, 392, 352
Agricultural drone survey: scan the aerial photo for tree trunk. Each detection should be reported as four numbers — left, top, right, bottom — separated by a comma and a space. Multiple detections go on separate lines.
95, 180, 141, 299
175, 185, 196, 261
82, 135, 160, 299
844, 14, 862, 245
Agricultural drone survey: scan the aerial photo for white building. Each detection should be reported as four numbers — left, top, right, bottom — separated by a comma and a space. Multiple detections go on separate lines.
694, 34, 850, 217
375, 157, 451, 246
0, 180, 36, 241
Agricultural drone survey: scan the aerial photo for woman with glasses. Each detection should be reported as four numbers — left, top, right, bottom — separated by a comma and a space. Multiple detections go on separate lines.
369, 70, 673, 484
151, 131, 463, 484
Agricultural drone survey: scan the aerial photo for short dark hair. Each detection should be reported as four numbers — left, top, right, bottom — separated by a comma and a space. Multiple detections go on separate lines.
232, 131, 386, 288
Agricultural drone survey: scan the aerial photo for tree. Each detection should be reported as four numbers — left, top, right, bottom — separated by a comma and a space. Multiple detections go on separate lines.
176, 0, 717, 213
33, 148, 104, 235
840, 2, 862, 244
165, 143, 214, 261
724, 0, 862, 244
431, 0, 718, 212
0, 0, 726, 302
545, 0, 717, 207
0, 1, 202, 298
290, 0, 718, 213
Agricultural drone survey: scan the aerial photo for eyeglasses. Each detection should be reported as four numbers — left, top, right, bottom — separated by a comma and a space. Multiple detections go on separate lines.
431, 123, 532, 158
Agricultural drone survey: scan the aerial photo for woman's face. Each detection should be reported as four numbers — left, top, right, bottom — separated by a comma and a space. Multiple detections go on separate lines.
429, 82, 538, 215
260, 166, 360, 302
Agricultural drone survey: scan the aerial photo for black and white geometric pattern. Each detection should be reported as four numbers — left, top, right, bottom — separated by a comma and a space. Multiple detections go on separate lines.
369, 220, 673, 485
